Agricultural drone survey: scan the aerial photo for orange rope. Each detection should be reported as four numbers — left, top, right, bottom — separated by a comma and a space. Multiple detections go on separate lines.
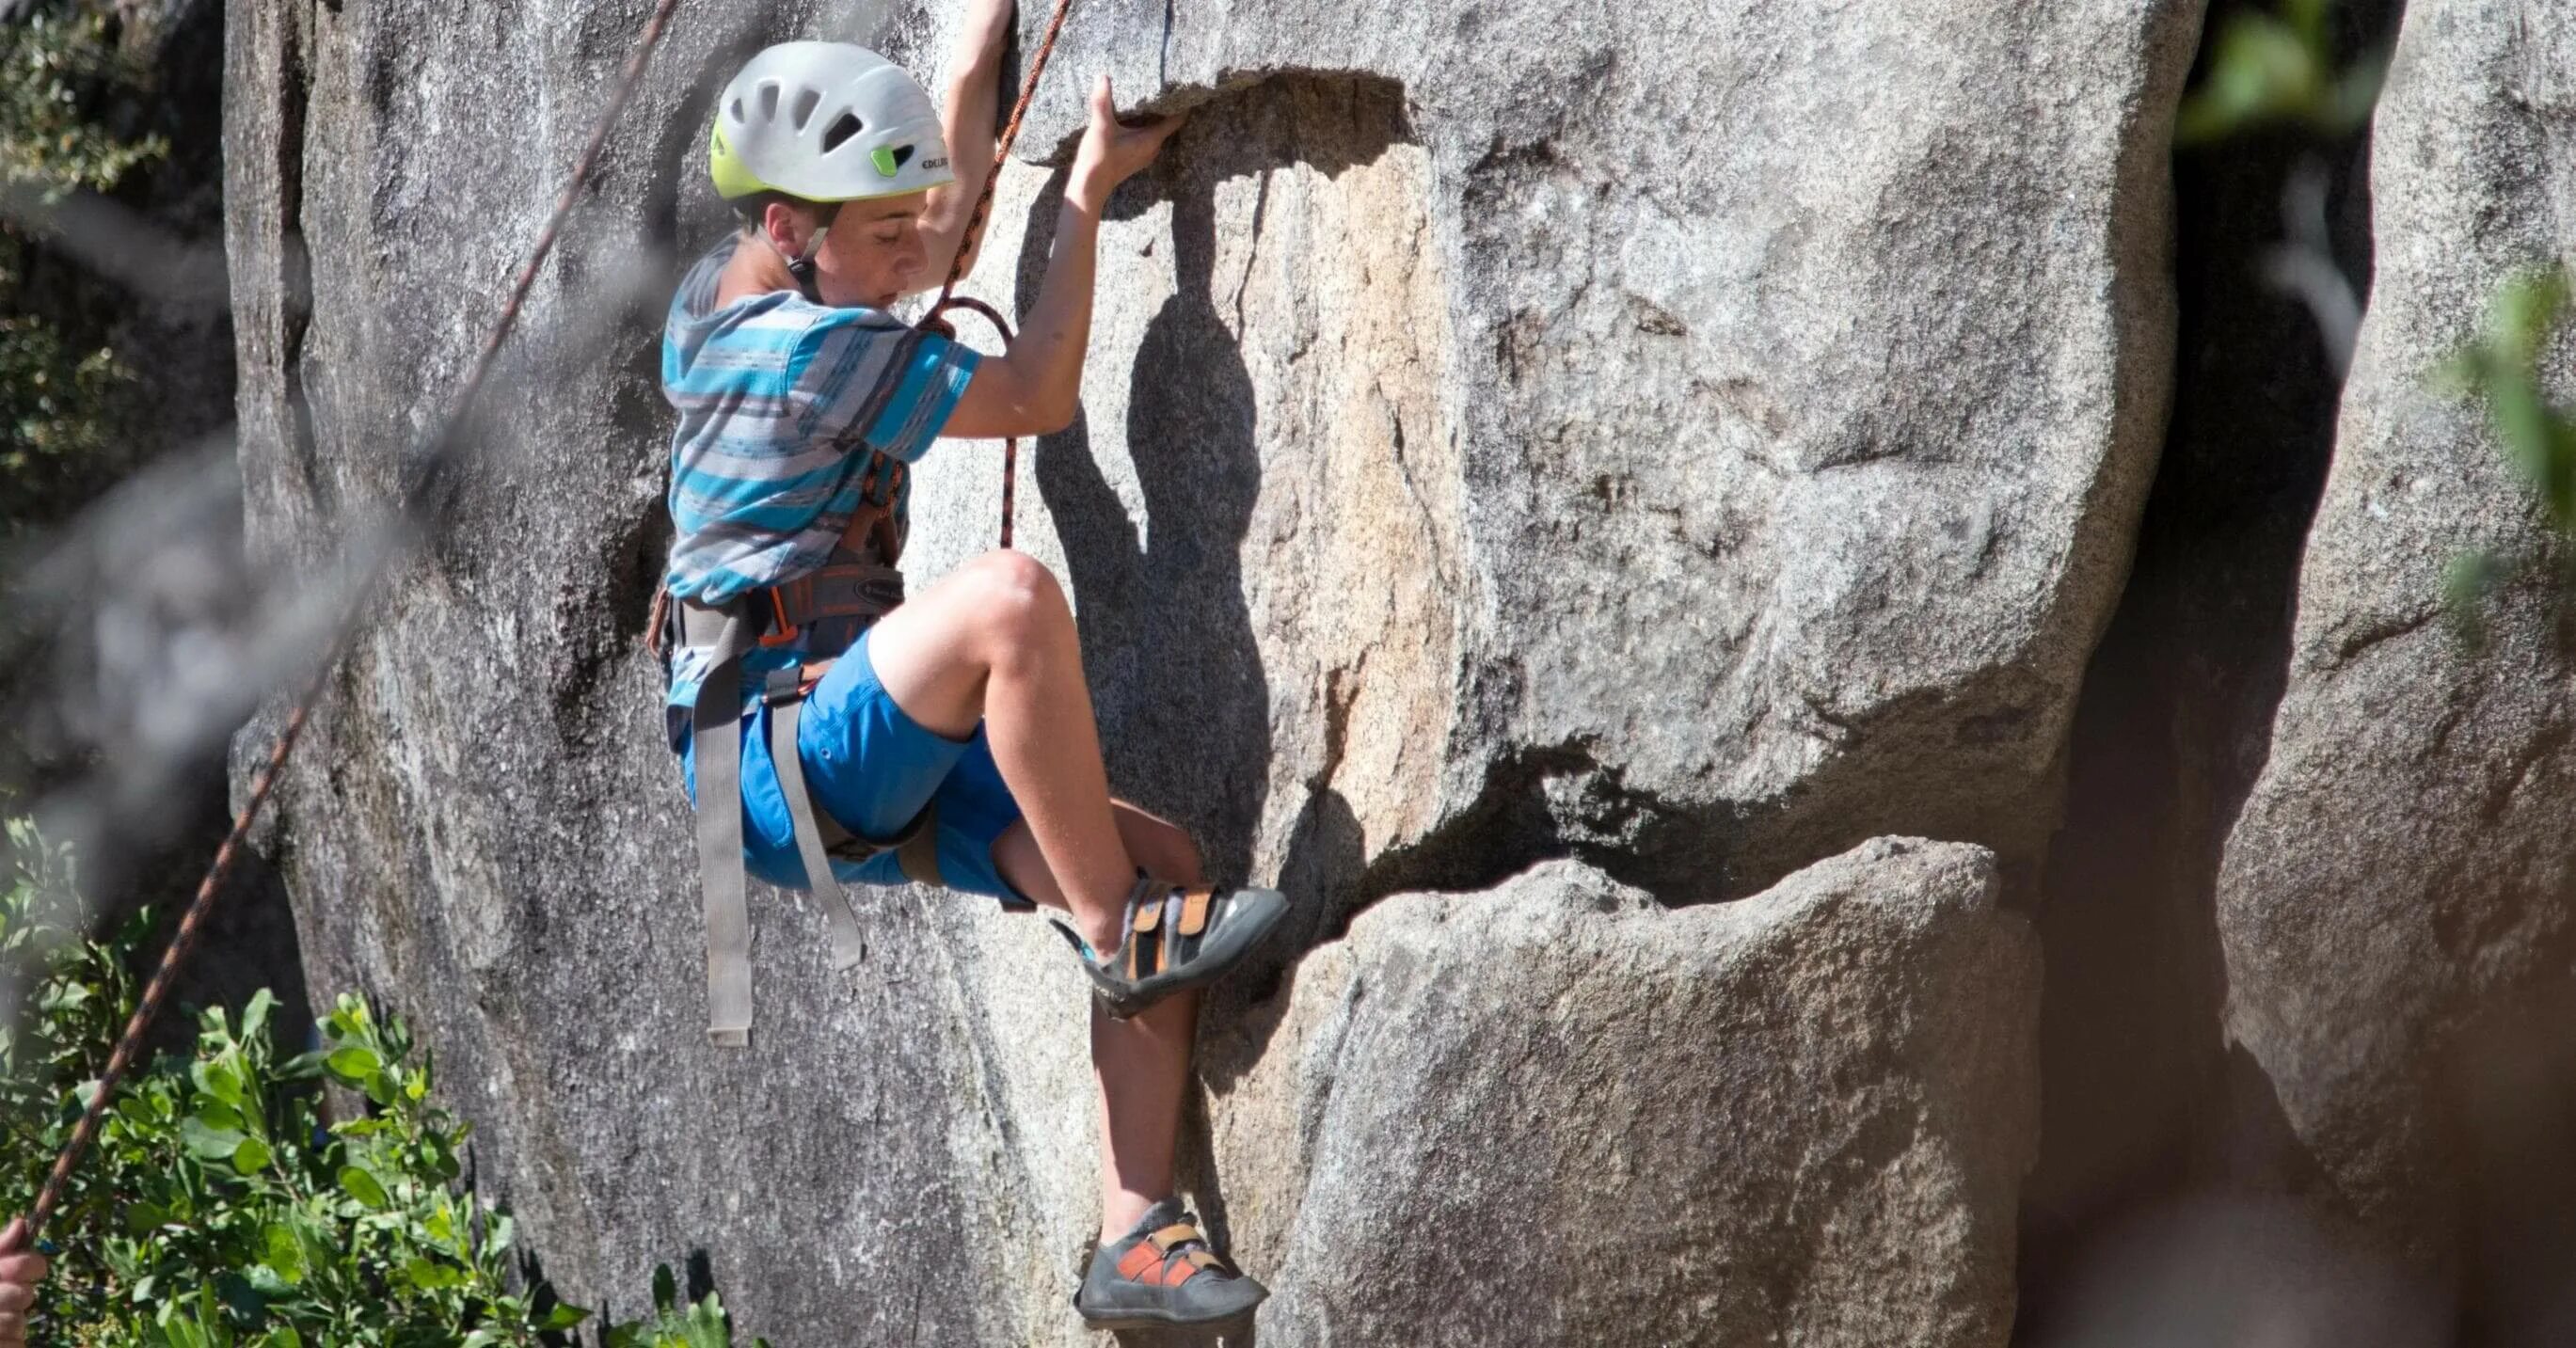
924, 0, 1079, 550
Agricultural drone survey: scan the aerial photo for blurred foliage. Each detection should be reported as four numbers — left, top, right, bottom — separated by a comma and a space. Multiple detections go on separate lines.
2436, 268, 2576, 646
0, 2, 167, 537
0, 5, 167, 198
2, 817, 769, 1345
2175, 0, 2386, 145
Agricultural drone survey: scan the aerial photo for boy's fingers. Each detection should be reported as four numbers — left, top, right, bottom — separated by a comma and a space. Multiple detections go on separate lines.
1090, 73, 1116, 119
0, 1281, 29, 1313
0, 1254, 44, 1286
0, 1219, 24, 1255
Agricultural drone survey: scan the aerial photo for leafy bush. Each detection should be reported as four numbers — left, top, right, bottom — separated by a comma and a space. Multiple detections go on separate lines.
0, 2, 167, 537
1, 820, 766, 1346
0, 4, 168, 198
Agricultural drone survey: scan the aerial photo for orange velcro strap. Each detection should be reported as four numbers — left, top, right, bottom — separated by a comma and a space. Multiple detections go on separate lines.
1177, 889, 1213, 937
1132, 893, 1165, 934
1148, 1222, 1200, 1252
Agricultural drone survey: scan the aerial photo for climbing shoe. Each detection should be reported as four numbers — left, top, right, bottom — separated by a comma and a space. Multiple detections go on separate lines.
1060, 877, 1290, 1019
1073, 1198, 1268, 1331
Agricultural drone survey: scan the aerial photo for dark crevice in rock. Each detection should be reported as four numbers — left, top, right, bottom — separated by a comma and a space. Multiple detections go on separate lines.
272, 1, 320, 511
2015, 0, 2404, 1334
1343, 741, 1588, 913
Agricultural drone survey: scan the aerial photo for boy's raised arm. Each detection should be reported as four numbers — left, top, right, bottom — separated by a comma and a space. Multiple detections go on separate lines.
944, 75, 1182, 441
919, 0, 1016, 288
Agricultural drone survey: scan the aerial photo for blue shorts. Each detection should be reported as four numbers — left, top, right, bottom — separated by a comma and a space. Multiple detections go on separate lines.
681, 630, 1033, 908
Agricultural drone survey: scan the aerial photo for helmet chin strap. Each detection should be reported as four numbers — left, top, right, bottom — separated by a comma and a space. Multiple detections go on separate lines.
778, 227, 829, 304
769, 203, 838, 304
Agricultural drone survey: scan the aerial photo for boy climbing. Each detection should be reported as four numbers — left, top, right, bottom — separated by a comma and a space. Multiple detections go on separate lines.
656, 3, 1287, 1331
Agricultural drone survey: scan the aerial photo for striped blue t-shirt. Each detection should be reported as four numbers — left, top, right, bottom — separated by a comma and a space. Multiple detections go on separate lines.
660, 239, 979, 724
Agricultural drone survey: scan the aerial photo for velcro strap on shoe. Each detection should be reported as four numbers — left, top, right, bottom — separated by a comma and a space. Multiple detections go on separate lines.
1177, 888, 1213, 937
1116, 1244, 1162, 1281
1148, 1223, 1200, 1252
1133, 892, 1165, 934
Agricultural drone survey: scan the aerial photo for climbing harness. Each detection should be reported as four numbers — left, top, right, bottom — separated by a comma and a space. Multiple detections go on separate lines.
650, 476, 947, 1047
19, 0, 692, 1245
669, 0, 1075, 1044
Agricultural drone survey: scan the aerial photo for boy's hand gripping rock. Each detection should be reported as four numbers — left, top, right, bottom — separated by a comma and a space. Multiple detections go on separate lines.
1070, 74, 1185, 213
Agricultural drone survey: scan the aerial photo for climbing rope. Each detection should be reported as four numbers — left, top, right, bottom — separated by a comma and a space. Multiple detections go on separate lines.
925, 0, 1078, 550
20, 0, 690, 1245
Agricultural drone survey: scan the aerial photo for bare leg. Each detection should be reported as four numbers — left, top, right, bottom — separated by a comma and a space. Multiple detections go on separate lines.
867, 550, 1135, 951
998, 801, 1206, 1242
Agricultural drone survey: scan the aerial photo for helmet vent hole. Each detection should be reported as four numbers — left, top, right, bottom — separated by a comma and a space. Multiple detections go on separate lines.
756, 81, 780, 120
821, 113, 865, 154
728, 97, 745, 123
790, 87, 821, 132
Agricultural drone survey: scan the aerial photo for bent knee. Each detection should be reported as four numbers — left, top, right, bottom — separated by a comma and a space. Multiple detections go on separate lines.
962, 549, 1066, 637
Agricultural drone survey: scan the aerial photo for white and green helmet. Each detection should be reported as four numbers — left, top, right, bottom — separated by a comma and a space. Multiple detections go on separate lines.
708, 41, 954, 204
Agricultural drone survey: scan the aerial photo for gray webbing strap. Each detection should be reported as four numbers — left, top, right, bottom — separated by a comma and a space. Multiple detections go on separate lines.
689, 607, 763, 1048
766, 669, 868, 972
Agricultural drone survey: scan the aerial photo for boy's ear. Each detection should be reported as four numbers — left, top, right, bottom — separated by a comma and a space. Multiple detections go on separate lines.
760, 199, 800, 253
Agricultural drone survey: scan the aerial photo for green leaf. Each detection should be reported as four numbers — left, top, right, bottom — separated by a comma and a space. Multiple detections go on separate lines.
192, 1055, 247, 1108
243, 987, 277, 1043
231, 1136, 274, 1174
337, 1164, 390, 1210
325, 1044, 382, 1085
181, 1113, 248, 1161
404, 1255, 466, 1291
262, 1224, 307, 1284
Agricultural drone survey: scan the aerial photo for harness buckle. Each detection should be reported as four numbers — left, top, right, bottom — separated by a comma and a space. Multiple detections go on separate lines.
755, 582, 803, 649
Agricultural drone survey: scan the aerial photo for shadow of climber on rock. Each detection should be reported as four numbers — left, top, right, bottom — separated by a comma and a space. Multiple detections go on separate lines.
1012, 71, 1413, 896
1014, 167, 1269, 884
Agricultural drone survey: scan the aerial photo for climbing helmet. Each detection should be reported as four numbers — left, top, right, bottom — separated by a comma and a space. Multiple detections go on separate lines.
708, 41, 955, 205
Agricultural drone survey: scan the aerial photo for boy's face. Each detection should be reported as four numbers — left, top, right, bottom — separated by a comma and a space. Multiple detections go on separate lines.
812, 192, 933, 309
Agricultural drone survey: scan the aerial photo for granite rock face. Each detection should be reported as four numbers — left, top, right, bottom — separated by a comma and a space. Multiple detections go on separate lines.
1210, 843, 2039, 1346
854, 842, 2039, 1347
222, 0, 2195, 1338
905, 0, 2202, 906
2215, 0, 2576, 1292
